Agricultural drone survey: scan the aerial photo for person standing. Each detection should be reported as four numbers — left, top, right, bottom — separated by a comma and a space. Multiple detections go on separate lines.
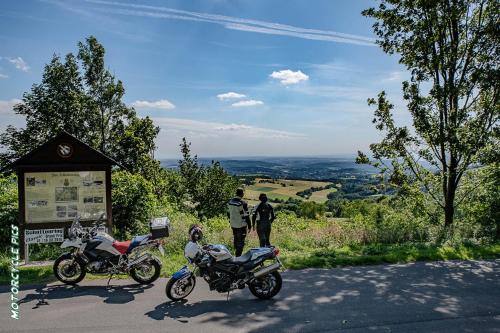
227, 188, 251, 257
252, 193, 276, 247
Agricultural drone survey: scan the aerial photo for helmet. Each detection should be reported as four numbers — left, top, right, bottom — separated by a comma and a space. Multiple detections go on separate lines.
188, 224, 203, 243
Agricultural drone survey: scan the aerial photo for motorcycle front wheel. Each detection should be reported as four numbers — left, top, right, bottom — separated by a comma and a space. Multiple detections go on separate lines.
248, 271, 282, 300
130, 258, 161, 284
53, 253, 86, 285
166, 275, 196, 301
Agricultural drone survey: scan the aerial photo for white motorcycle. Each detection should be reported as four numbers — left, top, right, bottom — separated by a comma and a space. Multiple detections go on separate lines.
53, 215, 169, 285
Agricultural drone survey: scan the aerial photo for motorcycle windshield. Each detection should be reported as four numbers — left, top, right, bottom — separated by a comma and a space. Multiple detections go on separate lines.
68, 218, 83, 239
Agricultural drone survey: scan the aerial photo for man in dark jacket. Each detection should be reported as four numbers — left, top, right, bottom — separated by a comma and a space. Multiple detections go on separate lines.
252, 193, 275, 247
227, 188, 251, 257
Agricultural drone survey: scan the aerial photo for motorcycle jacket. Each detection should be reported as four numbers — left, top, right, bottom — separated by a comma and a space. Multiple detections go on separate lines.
228, 196, 250, 229
252, 202, 275, 228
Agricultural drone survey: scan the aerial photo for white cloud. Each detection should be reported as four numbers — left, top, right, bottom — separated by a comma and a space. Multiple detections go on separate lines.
0, 99, 21, 113
0, 73, 8, 79
231, 100, 264, 107
217, 92, 246, 100
85, 0, 376, 46
383, 71, 403, 82
131, 99, 175, 110
270, 70, 309, 85
8, 57, 30, 72
153, 117, 304, 140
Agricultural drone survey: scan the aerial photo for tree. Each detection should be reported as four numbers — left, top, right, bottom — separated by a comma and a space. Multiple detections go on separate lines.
175, 138, 238, 219
297, 201, 325, 220
0, 36, 159, 180
196, 161, 239, 220
358, 0, 499, 226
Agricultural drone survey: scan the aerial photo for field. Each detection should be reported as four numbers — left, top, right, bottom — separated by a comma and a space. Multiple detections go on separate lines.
244, 178, 337, 205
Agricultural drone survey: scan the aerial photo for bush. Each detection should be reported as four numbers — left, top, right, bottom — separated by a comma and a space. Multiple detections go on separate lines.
0, 174, 18, 249
111, 171, 158, 240
297, 201, 325, 219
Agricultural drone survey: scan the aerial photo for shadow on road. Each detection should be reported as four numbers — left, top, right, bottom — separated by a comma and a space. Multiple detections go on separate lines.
146, 260, 500, 332
19, 282, 154, 309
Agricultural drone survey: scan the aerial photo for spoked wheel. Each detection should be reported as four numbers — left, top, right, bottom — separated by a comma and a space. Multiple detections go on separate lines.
53, 253, 86, 285
130, 258, 161, 284
248, 271, 282, 300
166, 275, 196, 301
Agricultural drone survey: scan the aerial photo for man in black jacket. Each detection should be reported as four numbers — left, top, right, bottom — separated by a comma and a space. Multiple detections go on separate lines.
252, 193, 275, 247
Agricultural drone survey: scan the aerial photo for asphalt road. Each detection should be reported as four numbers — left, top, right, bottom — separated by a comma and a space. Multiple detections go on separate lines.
1, 259, 499, 333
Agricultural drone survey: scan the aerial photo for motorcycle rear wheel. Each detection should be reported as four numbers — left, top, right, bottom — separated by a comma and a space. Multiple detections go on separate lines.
130, 258, 161, 284
53, 253, 86, 285
248, 271, 282, 300
166, 275, 196, 301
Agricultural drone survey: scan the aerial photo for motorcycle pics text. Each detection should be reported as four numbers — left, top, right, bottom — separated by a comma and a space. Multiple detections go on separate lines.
10, 225, 20, 320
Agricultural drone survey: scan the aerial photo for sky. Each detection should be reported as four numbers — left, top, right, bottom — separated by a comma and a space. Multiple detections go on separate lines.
0, 0, 412, 158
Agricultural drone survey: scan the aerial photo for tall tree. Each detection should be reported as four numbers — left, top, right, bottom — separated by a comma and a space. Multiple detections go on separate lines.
176, 138, 238, 220
358, 0, 499, 226
0, 36, 159, 180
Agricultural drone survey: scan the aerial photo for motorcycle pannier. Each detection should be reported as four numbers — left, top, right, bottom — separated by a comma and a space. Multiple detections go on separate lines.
150, 217, 170, 239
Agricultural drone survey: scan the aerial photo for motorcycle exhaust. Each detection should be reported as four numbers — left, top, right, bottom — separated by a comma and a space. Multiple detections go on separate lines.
252, 262, 281, 279
128, 254, 150, 268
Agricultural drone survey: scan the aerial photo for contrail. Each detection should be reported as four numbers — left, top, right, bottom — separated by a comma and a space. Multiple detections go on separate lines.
85, 0, 376, 46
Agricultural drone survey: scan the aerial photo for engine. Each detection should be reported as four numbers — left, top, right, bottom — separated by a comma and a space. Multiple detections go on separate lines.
87, 259, 116, 274
87, 261, 106, 273
204, 270, 232, 292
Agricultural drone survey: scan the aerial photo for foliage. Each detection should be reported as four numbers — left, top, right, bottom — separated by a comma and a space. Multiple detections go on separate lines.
111, 171, 158, 240
0, 36, 159, 180
171, 138, 239, 220
0, 174, 18, 249
297, 201, 326, 219
358, 0, 500, 226
454, 164, 500, 241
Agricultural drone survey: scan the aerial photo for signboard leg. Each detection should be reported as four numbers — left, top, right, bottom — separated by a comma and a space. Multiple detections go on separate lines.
25, 243, 29, 265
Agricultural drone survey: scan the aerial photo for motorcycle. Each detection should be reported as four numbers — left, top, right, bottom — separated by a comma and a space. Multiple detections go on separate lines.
53, 214, 169, 285
166, 226, 283, 300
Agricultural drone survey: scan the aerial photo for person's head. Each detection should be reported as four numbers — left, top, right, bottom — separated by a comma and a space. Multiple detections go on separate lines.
259, 193, 268, 203
236, 188, 244, 198
188, 224, 203, 243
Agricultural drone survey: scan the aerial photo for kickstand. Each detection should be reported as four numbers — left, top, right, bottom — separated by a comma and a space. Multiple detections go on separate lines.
107, 274, 114, 288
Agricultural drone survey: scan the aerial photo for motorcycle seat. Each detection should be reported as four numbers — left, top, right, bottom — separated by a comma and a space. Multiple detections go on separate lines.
127, 234, 151, 253
112, 240, 132, 254
230, 251, 253, 263
230, 248, 272, 264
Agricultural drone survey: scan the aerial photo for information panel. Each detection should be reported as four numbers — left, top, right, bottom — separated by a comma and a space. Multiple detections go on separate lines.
25, 229, 64, 244
24, 171, 106, 223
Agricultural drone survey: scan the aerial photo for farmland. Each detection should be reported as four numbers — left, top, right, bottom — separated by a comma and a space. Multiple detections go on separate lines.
244, 178, 337, 205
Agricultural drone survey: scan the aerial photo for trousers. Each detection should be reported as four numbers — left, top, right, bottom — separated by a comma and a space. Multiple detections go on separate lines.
256, 222, 272, 247
232, 226, 247, 257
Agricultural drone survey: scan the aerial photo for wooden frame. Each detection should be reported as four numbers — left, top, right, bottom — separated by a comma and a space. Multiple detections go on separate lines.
5, 132, 120, 258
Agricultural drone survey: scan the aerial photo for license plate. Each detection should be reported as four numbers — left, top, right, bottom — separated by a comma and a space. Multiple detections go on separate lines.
158, 244, 165, 256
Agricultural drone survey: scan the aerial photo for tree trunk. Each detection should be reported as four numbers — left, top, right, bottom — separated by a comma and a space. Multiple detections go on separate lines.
444, 199, 454, 227
444, 169, 457, 227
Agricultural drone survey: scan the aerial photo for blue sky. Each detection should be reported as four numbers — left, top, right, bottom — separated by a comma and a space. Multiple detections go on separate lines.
0, 0, 411, 158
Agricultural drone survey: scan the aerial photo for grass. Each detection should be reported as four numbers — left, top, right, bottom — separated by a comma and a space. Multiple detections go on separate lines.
2, 242, 498, 285
282, 243, 500, 269
246, 178, 333, 203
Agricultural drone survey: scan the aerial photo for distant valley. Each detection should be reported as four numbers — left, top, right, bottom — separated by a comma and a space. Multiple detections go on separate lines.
161, 157, 377, 181
161, 157, 384, 201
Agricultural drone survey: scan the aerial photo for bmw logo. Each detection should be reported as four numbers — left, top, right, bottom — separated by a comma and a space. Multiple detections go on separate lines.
57, 143, 73, 158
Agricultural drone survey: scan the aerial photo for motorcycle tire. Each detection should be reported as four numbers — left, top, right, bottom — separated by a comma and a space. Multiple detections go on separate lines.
53, 253, 86, 285
130, 258, 161, 284
166, 275, 196, 301
248, 271, 282, 300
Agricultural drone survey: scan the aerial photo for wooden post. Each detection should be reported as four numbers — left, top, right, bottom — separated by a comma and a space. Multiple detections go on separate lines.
24, 243, 30, 265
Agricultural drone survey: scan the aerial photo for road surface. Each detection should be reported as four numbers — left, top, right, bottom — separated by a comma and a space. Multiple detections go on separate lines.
1, 259, 499, 333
